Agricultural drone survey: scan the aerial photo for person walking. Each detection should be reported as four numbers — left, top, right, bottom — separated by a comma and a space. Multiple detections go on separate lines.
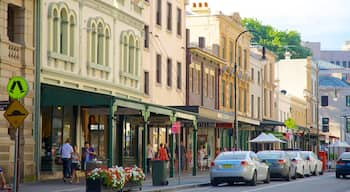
82, 141, 96, 174
199, 145, 206, 171
179, 142, 186, 171
71, 145, 81, 184
0, 167, 8, 189
147, 144, 154, 174
61, 138, 73, 182
158, 143, 169, 161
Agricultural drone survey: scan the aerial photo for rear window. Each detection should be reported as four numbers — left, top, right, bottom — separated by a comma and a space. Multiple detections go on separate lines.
340, 153, 350, 159
216, 152, 246, 160
257, 152, 284, 159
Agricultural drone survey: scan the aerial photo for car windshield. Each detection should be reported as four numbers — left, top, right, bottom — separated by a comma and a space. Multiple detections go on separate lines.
286, 152, 298, 158
216, 152, 247, 160
340, 153, 350, 159
257, 152, 283, 159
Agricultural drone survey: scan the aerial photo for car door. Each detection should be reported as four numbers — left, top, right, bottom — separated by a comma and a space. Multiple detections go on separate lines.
251, 152, 266, 180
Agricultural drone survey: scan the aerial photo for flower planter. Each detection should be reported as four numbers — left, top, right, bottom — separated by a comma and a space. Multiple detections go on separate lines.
86, 178, 102, 192
123, 180, 142, 191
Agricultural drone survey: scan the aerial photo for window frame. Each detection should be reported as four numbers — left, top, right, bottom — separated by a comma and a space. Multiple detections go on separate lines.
156, 54, 162, 84
321, 96, 328, 107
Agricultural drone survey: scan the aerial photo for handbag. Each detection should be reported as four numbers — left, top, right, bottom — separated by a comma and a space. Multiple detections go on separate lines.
55, 156, 63, 165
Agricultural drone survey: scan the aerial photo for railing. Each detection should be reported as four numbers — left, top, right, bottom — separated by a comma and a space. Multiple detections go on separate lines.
4, 41, 22, 64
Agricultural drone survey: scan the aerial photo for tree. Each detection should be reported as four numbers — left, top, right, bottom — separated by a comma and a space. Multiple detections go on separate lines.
242, 18, 312, 60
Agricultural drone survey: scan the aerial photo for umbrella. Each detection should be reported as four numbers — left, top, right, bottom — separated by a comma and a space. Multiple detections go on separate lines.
249, 133, 284, 143
267, 133, 287, 143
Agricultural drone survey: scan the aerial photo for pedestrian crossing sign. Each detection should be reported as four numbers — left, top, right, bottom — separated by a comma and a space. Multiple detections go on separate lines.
7, 76, 29, 99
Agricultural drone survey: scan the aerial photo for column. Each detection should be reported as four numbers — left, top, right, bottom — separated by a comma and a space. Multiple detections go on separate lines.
169, 115, 176, 178
142, 109, 150, 174
108, 99, 117, 167
192, 119, 198, 176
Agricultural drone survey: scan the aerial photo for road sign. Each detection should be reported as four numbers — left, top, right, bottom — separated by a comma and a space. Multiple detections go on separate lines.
284, 118, 296, 129
171, 121, 181, 134
0, 100, 10, 111
7, 76, 29, 99
3, 100, 29, 128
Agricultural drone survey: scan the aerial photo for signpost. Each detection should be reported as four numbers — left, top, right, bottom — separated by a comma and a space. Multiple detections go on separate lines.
171, 121, 181, 184
4, 77, 29, 192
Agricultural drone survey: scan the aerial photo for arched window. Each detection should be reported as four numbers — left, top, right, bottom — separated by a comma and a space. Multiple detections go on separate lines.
128, 35, 135, 74
69, 15, 75, 57
60, 9, 68, 54
123, 35, 128, 72
91, 24, 96, 63
105, 28, 110, 66
135, 40, 140, 75
53, 9, 59, 52
97, 23, 104, 65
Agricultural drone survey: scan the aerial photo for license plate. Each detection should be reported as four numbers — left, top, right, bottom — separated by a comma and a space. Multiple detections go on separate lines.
222, 164, 233, 168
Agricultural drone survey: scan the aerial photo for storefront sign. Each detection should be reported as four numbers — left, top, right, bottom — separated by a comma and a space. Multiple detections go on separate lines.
7, 76, 29, 99
171, 121, 181, 134
3, 100, 29, 128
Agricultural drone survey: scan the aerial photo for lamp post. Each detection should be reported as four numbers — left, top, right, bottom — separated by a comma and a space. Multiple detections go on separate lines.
234, 30, 251, 150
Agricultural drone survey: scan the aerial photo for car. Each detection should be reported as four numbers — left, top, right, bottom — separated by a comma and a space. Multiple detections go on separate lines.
300, 151, 323, 176
336, 152, 350, 178
285, 151, 311, 178
257, 150, 296, 181
210, 151, 270, 186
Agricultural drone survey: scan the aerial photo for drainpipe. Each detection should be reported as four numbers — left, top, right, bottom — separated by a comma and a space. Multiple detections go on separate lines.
34, 0, 42, 181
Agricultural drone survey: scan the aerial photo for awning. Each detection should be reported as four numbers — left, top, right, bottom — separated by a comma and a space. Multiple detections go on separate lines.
260, 119, 285, 127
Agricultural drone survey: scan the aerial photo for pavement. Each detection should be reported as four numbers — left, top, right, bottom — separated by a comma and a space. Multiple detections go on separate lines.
18, 170, 210, 192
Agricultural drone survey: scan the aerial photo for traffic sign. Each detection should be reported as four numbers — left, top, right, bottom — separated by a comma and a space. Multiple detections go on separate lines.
171, 121, 181, 134
3, 100, 29, 128
7, 76, 29, 99
284, 118, 296, 129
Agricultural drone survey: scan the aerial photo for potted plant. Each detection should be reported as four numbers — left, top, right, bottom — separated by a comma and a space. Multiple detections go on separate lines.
124, 166, 145, 191
86, 168, 106, 192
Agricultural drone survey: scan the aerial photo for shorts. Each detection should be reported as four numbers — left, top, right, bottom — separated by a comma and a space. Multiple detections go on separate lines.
72, 163, 80, 170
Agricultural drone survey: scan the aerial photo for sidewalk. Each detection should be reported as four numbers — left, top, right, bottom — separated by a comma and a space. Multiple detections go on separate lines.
19, 171, 210, 192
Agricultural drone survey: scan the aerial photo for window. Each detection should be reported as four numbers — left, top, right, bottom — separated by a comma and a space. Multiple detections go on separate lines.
156, 0, 162, 26
257, 71, 261, 85
167, 58, 172, 87
257, 97, 261, 119
229, 41, 233, 63
53, 9, 59, 52
177, 62, 182, 89
251, 68, 254, 81
343, 61, 347, 68
144, 71, 149, 95
156, 54, 162, 83
238, 46, 241, 67
336, 61, 340, 65
346, 96, 350, 106
60, 9, 68, 55
197, 69, 201, 94
221, 37, 226, 59
251, 95, 254, 118
243, 49, 247, 70
221, 80, 226, 107
346, 118, 350, 133
69, 16, 75, 57
97, 23, 104, 65
190, 67, 194, 92
176, 8, 182, 36
167, 2, 172, 31
211, 75, 215, 98
321, 96, 328, 106
144, 25, 149, 48
229, 83, 233, 108
121, 31, 140, 74
322, 118, 329, 132
244, 90, 247, 112
205, 73, 209, 97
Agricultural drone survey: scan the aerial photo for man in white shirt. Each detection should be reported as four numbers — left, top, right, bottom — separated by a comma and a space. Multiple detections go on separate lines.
61, 138, 73, 182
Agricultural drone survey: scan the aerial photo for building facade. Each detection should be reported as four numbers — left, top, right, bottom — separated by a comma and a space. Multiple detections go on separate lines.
0, 0, 35, 181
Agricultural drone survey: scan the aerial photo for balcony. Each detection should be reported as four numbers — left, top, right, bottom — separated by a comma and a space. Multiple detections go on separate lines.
1, 40, 23, 65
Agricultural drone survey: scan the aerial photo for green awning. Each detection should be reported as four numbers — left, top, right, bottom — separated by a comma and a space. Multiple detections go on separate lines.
41, 84, 113, 106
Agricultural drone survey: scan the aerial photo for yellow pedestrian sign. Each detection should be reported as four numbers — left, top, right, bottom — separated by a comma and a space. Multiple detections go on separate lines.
7, 76, 29, 99
284, 118, 296, 129
3, 100, 29, 128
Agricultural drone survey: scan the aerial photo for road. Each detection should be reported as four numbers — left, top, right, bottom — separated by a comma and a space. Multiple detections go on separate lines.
177, 172, 350, 192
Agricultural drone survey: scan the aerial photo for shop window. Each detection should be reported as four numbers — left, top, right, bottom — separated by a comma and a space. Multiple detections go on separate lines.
346, 96, 350, 106
321, 96, 328, 106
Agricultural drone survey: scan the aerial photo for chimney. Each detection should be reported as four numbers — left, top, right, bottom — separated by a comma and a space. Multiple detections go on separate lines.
284, 51, 291, 59
191, 1, 211, 15
198, 37, 205, 48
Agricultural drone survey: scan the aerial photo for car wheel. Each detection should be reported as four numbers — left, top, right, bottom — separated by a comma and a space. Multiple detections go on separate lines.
211, 179, 219, 186
300, 167, 305, 178
248, 171, 257, 186
314, 166, 319, 176
336, 172, 340, 179
286, 169, 291, 181
263, 170, 270, 184
320, 170, 324, 175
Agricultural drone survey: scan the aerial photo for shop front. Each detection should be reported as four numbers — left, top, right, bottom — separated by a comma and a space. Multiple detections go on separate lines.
40, 84, 113, 178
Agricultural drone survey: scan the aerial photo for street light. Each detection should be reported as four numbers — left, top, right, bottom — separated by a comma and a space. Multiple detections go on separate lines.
234, 29, 253, 150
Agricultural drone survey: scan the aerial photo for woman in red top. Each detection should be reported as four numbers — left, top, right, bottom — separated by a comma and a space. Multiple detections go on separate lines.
158, 143, 169, 161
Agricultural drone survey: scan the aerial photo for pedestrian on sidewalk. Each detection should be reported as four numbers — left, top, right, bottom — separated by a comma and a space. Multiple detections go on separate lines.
199, 145, 207, 171
179, 142, 186, 171
82, 141, 96, 175
61, 138, 73, 182
71, 145, 81, 184
0, 167, 8, 189
147, 143, 154, 174
158, 143, 169, 161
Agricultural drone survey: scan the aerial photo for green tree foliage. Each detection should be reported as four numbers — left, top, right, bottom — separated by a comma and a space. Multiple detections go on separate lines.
242, 18, 312, 60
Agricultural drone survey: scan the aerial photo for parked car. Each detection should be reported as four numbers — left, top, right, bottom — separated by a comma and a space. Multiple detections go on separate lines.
336, 152, 350, 178
210, 151, 270, 186
257, 151, 296, 181
285, 151, 311, 178
300, 151, 323, 176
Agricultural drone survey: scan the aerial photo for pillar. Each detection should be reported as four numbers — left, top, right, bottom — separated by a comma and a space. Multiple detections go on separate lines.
142, 109, 150, 175
192, 119, 198, 176
169, 114, 176, 178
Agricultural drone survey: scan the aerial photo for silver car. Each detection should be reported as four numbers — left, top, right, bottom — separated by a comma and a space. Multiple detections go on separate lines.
300, 151, 323, 176
257, 151, 296, 181
286, 151, 311, 178
210, 151, 270, 186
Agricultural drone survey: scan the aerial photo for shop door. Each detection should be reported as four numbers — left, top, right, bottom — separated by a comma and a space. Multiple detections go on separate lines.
123, 122, 138, 166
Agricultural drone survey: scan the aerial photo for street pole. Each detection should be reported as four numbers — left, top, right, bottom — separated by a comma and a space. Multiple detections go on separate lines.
234, 30, 251, 150
316, 62, 320, 154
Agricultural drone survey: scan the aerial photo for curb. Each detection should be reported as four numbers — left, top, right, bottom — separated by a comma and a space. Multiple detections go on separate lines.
142, 182, 210, 192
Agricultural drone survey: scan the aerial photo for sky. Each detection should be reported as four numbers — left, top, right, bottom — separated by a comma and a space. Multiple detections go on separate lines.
188, 0, 350, 50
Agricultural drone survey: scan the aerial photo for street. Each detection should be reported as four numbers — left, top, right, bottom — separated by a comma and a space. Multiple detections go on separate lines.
177, 172, 349, 192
